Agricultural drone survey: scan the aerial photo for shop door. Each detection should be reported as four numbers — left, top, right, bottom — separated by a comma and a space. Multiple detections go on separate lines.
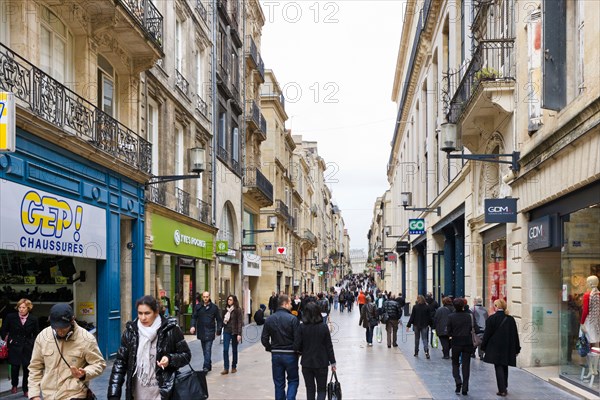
433, 251, 444, 305
179, 267, 195, 332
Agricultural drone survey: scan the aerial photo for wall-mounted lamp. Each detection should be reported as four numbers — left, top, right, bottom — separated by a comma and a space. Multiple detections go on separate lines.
243, 215, 277, 238
440, 122, 520, 172
384, 226, 404, 238
146, 147, 206, 186
401, 192, 441, 216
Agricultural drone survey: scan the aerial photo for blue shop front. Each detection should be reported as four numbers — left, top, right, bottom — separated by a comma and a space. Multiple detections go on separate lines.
0, 129, 146, 357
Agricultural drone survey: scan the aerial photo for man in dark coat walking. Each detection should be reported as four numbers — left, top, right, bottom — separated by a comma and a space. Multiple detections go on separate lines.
268, 292, 279, 315
190, 291, 222, 372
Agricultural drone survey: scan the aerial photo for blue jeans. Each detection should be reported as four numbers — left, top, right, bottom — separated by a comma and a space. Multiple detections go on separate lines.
223, 331, 238, 370
201, 339, 214, 370
271, 353, 299, 400
413, 326, 429, 353
365, 326, 374, 344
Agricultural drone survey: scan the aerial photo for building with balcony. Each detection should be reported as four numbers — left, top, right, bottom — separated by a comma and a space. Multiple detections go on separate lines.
381, 0, 599, 394
213, 0, 245, 311
0, 0, 163, 356
140, 0, 217, 333
241, 0, 273, 319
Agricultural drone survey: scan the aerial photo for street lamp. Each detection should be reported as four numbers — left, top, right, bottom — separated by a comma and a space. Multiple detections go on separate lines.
242, 216, 277, 238
400, 192, 441, 216
384, 226, 404, 238
440, 122, 520, 172
146, 147, 206, 186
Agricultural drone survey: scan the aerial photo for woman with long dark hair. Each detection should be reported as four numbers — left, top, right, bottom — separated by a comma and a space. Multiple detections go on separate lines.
447, 298, 475, 395
0, 298, 39, 397
221, 294, 243, 374
107, 295, 191, 400
359, 295, 378, 346
294, 302, 336, 400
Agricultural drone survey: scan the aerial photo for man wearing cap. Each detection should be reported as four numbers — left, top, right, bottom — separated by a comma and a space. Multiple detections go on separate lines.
28, 303, 106, 400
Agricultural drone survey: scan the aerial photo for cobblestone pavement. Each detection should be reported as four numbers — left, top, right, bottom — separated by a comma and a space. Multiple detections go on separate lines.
0, 310, 582, 399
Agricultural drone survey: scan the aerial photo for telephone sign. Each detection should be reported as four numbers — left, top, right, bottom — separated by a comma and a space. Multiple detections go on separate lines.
409, 219, 425, 235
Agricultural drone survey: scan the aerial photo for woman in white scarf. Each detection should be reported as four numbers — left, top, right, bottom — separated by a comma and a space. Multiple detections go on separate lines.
107, 295, 191, 400
221, 295, 243, 375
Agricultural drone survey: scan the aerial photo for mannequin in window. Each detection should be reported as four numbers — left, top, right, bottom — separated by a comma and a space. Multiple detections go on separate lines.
581, 275, 600, 377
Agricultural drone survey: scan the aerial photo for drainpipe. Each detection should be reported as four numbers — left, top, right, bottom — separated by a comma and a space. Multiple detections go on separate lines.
212, 0, 219, 296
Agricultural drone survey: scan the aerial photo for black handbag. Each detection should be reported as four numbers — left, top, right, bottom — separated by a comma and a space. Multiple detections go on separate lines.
327, 370, 342, 400
172, 364, 209, 400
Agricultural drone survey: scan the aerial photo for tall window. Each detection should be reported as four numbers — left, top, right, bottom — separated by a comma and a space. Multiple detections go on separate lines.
231, 125, 239, 162
231, 50, 239, 88
218, 111, 226, 150
0, 1, 9, 44
175, 19, 182, 71
147, 99, 159, 175
196, 48, 205, 99
40, 6, 72, 83
175, 125, 184, 189
97, 55, 115, 117
219, 205, 235, 246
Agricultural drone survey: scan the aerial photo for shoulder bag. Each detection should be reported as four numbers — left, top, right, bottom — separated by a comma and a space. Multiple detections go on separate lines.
327, 370, 342, 400
172, 364, 209, 400
53, 333, 97, 400
470, 314, 483, 348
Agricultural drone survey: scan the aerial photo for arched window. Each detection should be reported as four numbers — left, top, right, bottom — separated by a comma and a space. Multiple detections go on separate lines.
219, 204, 236, 246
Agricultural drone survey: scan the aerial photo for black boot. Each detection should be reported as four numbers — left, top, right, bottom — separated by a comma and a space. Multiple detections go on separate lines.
455, 384, 462, 394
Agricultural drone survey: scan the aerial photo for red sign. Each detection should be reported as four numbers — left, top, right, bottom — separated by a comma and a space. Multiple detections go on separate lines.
277, 247, 287, 254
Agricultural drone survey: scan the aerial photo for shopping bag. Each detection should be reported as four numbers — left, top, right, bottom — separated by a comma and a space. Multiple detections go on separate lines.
0, 339, 8, 360
375, 325, 382, 343
432, 330, 439, 349
578, 331, 591, 357
327, 370, 342, 400
172, 364, 209, 400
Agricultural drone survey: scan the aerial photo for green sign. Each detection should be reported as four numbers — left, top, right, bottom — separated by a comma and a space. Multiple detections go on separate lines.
409, 218, 425, 235
216, 240, 228, 255
151, 214, 214, 259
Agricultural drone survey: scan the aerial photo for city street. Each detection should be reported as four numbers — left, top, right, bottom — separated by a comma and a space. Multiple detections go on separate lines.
0, 309, 576, 399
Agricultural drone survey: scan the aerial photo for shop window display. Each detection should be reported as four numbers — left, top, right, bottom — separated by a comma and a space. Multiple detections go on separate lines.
560, 206, 600, 395
484, 239, 507, 315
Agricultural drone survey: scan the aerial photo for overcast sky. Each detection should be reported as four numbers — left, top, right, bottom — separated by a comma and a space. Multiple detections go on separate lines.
260, 0, 405, 252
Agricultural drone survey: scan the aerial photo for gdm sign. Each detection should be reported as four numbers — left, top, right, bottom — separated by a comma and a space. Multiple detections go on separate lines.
528, 215, 553, 251
484, 198, 517, 223
409, 219, 425, 235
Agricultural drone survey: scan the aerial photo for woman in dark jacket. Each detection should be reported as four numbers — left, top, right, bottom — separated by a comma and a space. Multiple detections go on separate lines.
221, 294, 243, 374
108, 295, 191, 400
294, 302, 336, 400
358, 295, 378, 346
481, 298, 521, 397
0, 298, 39, 397
433, 297, 453, 359
407, 295, 433, 358
447, 298, 476, 395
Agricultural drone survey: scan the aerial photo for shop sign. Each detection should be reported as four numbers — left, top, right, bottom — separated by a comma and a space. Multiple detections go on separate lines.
484, 198, 518, 223
241, 244, 256, 251
151, 214, 213, 259
409, 219, 425, 235
0, 92, 15, 152
384, 252, 397, 262
0, 180, 107, 259
78, 302, 95, 316
242, 252, 261, 277
216, 240, 228, 255
396, 241, 410, 253
527, 215, 552, 251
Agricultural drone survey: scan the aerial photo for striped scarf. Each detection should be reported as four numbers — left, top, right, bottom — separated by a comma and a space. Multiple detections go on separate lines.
590, 288, 600, 336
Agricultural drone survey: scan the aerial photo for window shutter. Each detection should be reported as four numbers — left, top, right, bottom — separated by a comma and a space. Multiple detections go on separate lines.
542, 0, 567, 111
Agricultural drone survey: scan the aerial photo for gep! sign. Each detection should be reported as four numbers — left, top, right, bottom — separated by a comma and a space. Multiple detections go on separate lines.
0, 180, 107, 258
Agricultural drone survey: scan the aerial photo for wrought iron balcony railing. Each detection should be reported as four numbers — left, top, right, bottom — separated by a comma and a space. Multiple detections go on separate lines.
275, 199, 290, 221
444, 40, 515, 124
149, 185, 167, 206
217, 145, 229, 162
231, 159, 242, 176
196, 95, 208, 119
197, 198, 210, 224
176, 187, 191, 216
117, 0, 163, 50
243, 167, 274, 203
246, 36, 258, 68
246, 100, 260, 129
303, 229, 317, 244
257, 53, 265, 80
0, 42, 152, 173
196, 0, 208, 24
175, 69, 189, 97
259, 112, 267, 134
279, 93, 285, 109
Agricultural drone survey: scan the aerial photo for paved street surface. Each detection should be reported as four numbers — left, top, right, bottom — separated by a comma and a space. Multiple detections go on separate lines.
0, 311, 580, 399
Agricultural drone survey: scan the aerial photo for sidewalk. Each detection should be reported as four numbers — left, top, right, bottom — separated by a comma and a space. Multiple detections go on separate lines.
0, 312, 584, 399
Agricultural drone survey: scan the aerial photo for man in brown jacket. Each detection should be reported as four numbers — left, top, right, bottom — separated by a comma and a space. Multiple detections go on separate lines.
28, 304, 106, 400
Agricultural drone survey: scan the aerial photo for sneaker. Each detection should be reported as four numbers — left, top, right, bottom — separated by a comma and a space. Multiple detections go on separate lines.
231, 368, 237, 373
220, 369, 229, 375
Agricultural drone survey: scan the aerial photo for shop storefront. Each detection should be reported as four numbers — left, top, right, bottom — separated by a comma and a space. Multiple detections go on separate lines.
0, 130, 146, 357
150, 213, 214, 332
527, 181, 600, 395
482, 225, 508, 314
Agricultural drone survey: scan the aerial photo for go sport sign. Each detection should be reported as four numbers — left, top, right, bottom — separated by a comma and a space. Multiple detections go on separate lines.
409, 218, 425, 235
